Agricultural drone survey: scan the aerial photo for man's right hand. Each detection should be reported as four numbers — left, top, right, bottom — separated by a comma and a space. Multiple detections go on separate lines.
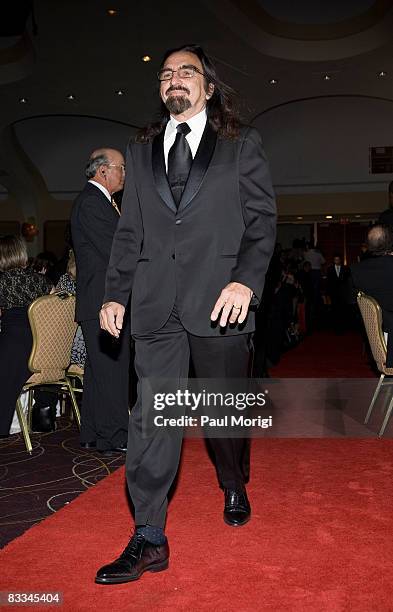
100, 301, 125, 338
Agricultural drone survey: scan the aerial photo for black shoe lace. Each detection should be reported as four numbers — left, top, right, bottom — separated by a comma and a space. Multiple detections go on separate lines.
121, 533, 145, 559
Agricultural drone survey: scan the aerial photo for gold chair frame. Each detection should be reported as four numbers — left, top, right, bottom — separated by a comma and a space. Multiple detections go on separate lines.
357, 291, 393, 437
15, 292, 81, 453
66, 363, 84, 408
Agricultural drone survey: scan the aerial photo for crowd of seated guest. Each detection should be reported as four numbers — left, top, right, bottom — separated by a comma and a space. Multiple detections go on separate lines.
0, 236, 86, 438
0, 235, 53, 437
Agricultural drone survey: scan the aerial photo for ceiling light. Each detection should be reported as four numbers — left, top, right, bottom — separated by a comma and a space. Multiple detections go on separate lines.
325, 215, 333, 219
67, 94, 75, 101
355, 214, 361, 218
297, 216, 303, 220
323, 74, 331, 81
107, 9, 117, 16
268, 78, 278, 85
377, 70, 387, 77
142, 55, 151, 62
19, 97, 28, 103
115, 89, 125, 96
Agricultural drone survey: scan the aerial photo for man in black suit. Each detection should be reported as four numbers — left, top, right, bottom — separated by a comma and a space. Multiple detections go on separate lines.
327, 254, 350, 333
96, 45, 276, 584
71, 148, 129, 453
351, 225, 393, 365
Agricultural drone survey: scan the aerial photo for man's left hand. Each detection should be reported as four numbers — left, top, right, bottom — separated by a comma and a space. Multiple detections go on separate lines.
210, 282, 253, 327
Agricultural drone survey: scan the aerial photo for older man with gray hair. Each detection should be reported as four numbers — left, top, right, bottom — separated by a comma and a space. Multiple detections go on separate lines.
71, 147, 130, 453
351, 224, 393, 367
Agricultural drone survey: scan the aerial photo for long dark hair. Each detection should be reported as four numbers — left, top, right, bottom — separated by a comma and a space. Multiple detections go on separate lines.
136, 44, 241, 143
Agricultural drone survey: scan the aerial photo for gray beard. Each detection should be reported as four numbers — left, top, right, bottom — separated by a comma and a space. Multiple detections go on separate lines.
165, 95, 191, 115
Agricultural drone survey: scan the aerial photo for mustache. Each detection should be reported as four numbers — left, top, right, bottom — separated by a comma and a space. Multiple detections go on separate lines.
166, 85, 190, 95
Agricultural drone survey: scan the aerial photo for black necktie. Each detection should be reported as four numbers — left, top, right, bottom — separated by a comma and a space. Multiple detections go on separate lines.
167, 123, 192, 207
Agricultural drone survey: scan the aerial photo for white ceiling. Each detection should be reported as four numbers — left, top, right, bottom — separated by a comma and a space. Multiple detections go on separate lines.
1, 0, 393, 130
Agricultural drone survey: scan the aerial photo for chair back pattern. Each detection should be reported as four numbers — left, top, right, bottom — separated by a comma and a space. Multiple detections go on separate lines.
357, 291, 393, 375
27, 293, 77, 383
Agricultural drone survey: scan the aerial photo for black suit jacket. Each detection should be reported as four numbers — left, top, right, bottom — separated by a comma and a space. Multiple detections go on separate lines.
71, 182, 120, 322
351, 255, 393, 366
104, 123, 276, 337
378, 208, 393, 227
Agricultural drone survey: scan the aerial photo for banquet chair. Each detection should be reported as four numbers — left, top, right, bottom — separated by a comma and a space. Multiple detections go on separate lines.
65, 363, 84, 412
357, 291, 393, 437
15, 292, 81, 453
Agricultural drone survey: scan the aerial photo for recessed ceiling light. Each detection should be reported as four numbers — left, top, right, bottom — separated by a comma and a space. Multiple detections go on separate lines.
355, 214, 361, 218
323, 74, 331, 81
268, 78, 278, 85
19, 97, 28, 104
107, 9, 117, 16
115, 89, 125, 96
297, 216, 303, 220
67, 94, 75, 101
377, 70, 387, 77
325, 214, 333, 219
142, 55, 151, 62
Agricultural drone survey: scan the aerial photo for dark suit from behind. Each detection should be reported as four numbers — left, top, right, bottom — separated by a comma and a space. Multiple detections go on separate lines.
351, 255, 393, 366
378, 208, 393, 228
71, 182, 129, 450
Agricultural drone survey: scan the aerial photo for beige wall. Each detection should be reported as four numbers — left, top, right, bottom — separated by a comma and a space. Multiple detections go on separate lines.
0, 196, 24, 221
277, 191, 386, 218
0, 196, 73, 254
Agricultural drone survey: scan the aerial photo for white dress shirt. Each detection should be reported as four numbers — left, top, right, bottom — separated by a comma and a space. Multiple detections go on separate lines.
88, 179, 111, 202
335, 265, 341, 277
163, 107, 207, 171
304, 249, 325, 270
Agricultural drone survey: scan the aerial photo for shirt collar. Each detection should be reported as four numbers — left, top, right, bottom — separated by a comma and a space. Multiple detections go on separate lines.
88, 179, 111, 202
165, 107, 207, 141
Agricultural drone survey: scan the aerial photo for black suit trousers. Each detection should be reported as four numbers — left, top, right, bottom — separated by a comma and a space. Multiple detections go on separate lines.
80, 317, 130, 450
126, 306, 251, 528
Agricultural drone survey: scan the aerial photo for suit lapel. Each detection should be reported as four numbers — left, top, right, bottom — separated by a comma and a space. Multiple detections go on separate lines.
152, 130, 177, 213
178, 122, 217, 212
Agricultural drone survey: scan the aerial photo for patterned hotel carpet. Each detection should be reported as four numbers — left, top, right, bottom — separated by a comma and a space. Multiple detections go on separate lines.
0, 415, 126, 548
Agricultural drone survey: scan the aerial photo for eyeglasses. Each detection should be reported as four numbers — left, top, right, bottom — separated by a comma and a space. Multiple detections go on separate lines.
107, 163, 125, 172
157, 65, 205, 81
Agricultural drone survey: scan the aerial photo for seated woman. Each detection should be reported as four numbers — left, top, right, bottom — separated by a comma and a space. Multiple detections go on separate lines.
55, 249, 86, 368
0, 235, 53, 437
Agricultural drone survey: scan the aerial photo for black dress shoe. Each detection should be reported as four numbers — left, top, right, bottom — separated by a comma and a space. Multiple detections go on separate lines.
95, 533, 169, 584
112, 443, 127, 453
80, 441, 96, 449
31, 405, 56, 433
223, 488, 251, 526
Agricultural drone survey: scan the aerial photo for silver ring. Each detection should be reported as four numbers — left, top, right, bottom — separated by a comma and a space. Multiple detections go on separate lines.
232, 305, 241, 310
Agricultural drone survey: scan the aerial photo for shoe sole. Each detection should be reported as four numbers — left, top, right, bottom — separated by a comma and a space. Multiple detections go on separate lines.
223, 514, 251, 527
95, 559, 169, 584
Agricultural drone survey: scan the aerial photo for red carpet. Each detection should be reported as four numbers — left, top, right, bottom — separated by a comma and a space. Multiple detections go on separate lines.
2, 437, 393, 611
270, 330, 376, 378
